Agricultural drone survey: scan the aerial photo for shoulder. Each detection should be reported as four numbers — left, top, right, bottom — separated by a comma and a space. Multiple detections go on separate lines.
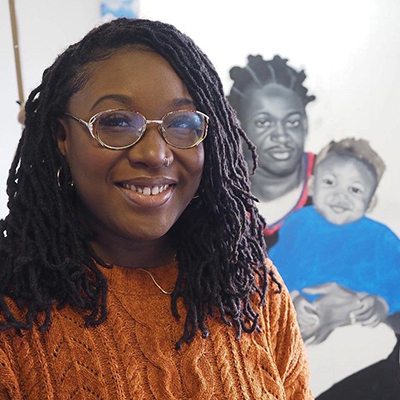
362, 216, 398, 234
262, 259, 300, 340
259, 259, 312, 398
360, 217, 400, 246
279, 206, 316, 231
305, 152, 316, 176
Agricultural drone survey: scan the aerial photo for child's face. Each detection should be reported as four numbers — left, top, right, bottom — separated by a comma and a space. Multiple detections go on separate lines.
312, 154, 377, 225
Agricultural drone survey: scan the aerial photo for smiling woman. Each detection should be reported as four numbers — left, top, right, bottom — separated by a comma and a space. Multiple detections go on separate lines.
0, 19, 312, 399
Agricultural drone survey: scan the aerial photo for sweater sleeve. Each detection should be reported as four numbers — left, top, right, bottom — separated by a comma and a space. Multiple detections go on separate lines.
0, 344, 22, 400
264, 259, 314, 400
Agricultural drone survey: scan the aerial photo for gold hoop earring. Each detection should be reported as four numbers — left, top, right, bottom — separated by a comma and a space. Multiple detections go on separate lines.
57, 167, 74, 188
192, 188, 203, 200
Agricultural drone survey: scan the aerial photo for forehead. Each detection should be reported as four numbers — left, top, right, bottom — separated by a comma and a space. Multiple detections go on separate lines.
317, 154, 377, 185
243, 84, 305, 117
69, 49, 192, 116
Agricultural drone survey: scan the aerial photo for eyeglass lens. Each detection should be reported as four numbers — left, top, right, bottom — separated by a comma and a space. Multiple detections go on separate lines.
95, 110, 207, 149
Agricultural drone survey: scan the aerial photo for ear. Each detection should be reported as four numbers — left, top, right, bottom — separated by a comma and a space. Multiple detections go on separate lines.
307, 174, 315, 197
366, 194, 378, 213
303, 116, 309, 136
56, 118, 69, 160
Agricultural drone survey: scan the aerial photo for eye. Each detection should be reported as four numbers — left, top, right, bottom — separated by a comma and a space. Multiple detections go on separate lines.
98, 113, 135, 128
255, 118, 272, 128
349, 186, 363, 195
167, 114, 199, 130
286, 119, 300, 128
323, 178, 334, 185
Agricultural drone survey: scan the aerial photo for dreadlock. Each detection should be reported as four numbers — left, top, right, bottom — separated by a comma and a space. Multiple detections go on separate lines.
0, 18, 280, 348
228, 54, 316, 115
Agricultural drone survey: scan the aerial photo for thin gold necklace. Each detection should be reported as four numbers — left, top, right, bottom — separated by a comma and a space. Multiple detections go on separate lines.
138, 255, 177, 295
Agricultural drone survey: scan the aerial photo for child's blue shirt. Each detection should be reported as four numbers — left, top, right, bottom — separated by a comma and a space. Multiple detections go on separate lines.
269, 206, 400, 314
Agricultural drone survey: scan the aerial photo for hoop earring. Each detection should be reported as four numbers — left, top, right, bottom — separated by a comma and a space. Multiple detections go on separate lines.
192, 188, 203, 200
57, 166, 74, 188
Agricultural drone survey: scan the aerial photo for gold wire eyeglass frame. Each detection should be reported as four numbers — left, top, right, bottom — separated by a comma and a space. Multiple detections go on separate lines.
64, 109, 209, 150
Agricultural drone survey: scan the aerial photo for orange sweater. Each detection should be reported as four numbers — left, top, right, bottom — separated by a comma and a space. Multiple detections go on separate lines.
0, 260, 313, 399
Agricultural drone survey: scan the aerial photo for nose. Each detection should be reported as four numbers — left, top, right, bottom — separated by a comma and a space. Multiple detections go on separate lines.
126, 124, 173, 169
270, 121, 289, 143
332, 191, 348, 202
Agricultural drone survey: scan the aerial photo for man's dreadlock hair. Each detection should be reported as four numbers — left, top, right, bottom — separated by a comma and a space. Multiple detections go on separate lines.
0, 18, 280, 349
228, 54, 316, 118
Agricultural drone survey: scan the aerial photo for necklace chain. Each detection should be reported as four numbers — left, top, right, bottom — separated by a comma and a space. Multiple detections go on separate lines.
138, 255, 177, 295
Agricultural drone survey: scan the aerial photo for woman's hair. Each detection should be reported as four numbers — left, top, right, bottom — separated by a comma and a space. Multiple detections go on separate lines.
0, 18, 279, 348
228, 54, 316, 119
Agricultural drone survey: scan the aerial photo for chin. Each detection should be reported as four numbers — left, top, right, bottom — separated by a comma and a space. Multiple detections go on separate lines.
323, 213, 360, 226
127, 226, 172, 242
265, 165, 297, 178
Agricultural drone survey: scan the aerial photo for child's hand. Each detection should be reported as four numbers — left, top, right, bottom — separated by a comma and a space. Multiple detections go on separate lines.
351, 295, 389, 327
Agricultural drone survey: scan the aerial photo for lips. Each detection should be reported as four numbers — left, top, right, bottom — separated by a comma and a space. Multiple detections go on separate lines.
329, 204, 350, 214
265, 146, 294, 161
115, 177, 177, 208
119, 182, 171, 196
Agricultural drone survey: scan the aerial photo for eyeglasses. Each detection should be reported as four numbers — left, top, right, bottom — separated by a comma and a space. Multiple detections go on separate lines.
65, 109, 209, 150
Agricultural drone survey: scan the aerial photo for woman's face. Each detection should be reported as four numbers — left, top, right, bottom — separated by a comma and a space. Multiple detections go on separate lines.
57, 49, 204, 243
239, 84, 307, 178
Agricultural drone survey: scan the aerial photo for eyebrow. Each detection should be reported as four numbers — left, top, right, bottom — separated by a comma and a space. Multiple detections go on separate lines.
90, 94, 195, 111
286, 112, 304, 118
252, 111, 304, 118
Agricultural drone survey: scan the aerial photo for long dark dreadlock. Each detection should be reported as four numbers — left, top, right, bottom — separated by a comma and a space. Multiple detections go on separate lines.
0, 18, 280, 349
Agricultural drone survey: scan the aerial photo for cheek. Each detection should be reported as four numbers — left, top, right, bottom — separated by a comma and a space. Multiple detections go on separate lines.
289, 130, 306, 148
67, 141, 117, 193
313, 187, 330, 204
355, 196, 370, 211
189, 147, 205, 187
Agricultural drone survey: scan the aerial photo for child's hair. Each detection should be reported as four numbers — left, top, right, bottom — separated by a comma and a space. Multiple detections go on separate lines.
227, 54, 316, 119
316, 138, 386, 184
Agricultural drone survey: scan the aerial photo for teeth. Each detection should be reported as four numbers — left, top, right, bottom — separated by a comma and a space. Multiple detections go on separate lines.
121, 183, 170, 196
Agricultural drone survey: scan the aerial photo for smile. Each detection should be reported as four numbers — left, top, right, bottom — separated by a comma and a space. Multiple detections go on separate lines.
266, 147, 294, 161
330, 205, 350, 214
120, 182, 171, 196
116, 179, 176, 208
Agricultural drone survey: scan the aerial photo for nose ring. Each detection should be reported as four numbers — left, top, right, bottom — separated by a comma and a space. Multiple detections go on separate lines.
164, 157, 171, 167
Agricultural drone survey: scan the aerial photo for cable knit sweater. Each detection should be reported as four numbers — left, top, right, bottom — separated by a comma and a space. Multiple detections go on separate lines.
0, 260, 313, 399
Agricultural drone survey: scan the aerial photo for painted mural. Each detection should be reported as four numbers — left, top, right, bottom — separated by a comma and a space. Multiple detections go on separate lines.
227, 55, 400, 398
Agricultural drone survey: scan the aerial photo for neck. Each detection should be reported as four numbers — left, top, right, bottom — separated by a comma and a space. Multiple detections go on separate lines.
251, 162, 305, 202
90, 234, 175, 269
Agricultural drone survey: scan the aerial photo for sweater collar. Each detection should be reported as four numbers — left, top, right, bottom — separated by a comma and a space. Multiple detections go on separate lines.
99, 260, 178, 296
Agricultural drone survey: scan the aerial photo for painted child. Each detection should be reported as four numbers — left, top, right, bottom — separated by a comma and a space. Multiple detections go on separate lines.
269, 138, 400, 343
269, 137, 400, 398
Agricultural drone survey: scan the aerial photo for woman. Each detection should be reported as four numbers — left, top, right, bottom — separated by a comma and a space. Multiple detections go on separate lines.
228, 55, 316, 247
0, 19, 312, 399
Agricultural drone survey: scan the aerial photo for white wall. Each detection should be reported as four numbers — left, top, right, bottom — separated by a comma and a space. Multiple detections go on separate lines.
1, 0, 400, 235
